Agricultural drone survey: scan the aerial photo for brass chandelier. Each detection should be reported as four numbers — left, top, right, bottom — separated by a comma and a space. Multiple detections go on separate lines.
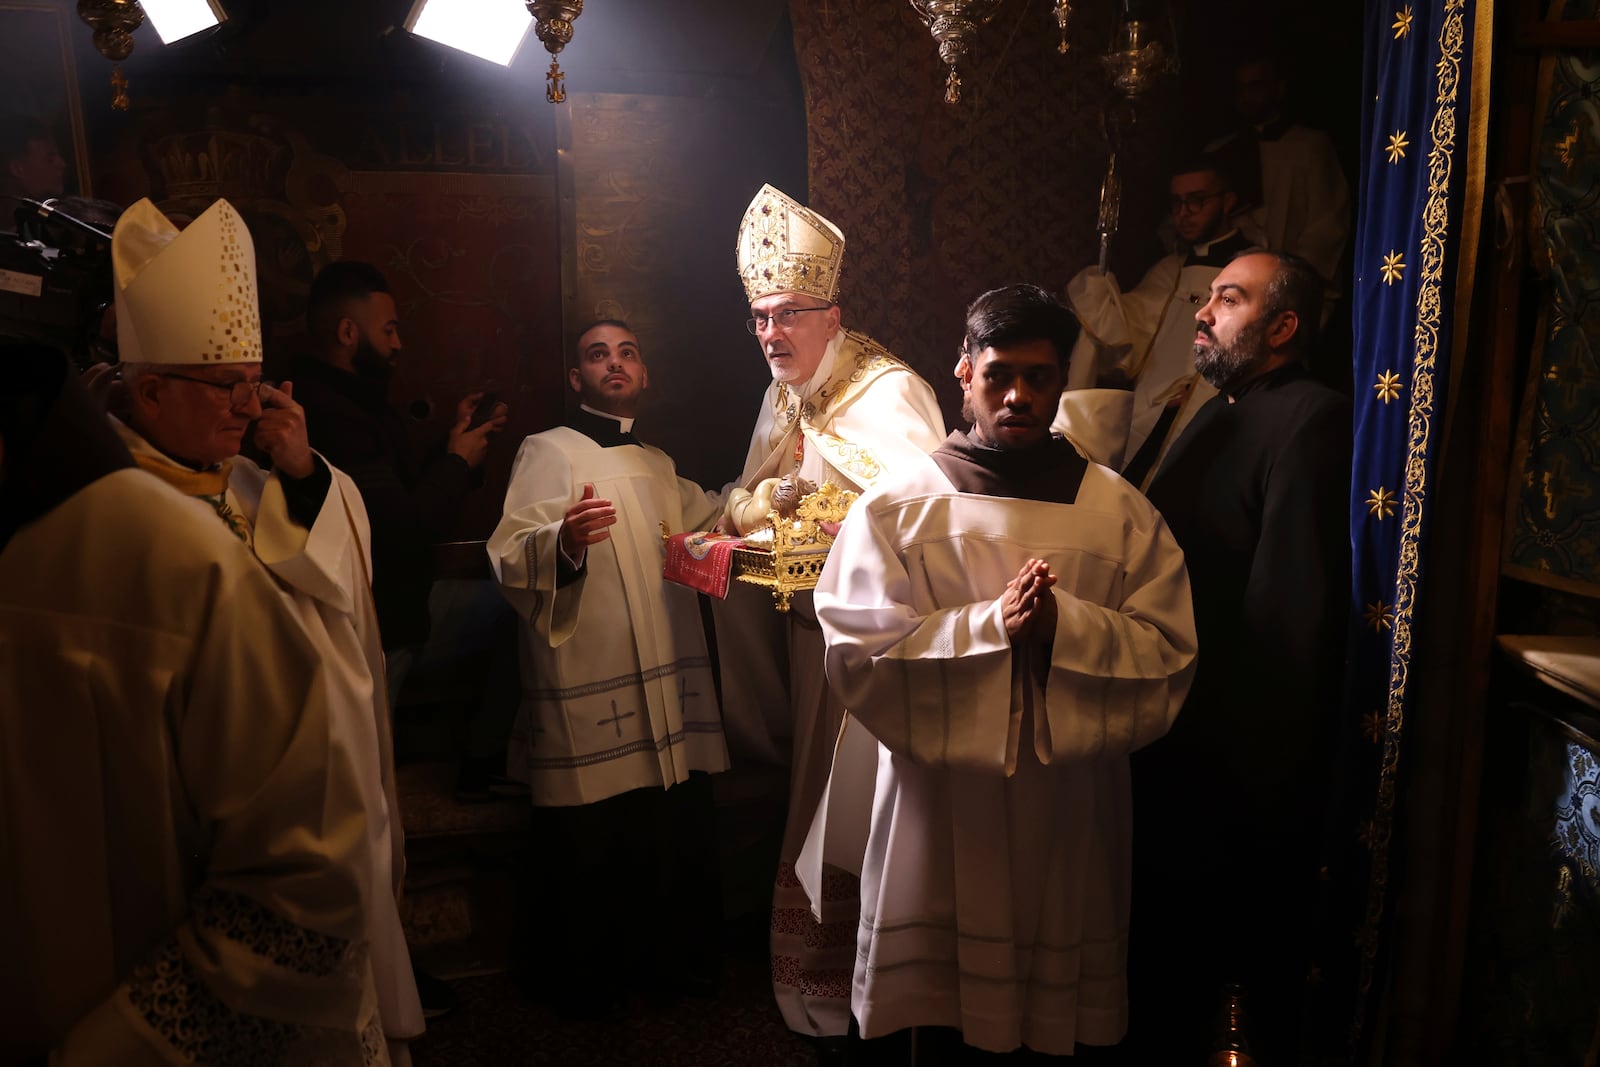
908, 0, 1005, 105
908, 0, 1176, 106
526, 0, 583, 104
76, 0, 144, 110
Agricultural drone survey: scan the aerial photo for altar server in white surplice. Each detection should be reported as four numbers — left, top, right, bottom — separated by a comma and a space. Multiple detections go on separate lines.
1063, 159, 1251, 488
488, 319, 726, 1013
713, 183, 947, 1041
812, 285, 1197, 1058
107, 197, 422, 1060
0, 344, 387, 1065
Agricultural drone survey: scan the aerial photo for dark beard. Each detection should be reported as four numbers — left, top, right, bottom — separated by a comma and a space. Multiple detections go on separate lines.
351, 335, 395, 388
1194, 315, 1269, 395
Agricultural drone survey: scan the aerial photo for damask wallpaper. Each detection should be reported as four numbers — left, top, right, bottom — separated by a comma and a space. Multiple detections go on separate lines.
786, 0, 1169, 423
564, 91, 804, 487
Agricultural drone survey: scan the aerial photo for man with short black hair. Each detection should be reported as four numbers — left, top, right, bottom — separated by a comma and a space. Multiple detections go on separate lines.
0, 113, 65, 213
488, 317, 727, 1015
812, 283, 1197, 1059
1134, 249, 1351, 1061
1065, 158, 1252, 487
293, 259, 508, 703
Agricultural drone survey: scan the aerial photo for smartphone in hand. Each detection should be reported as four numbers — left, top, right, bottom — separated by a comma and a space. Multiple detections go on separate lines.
468, 389, 500, 430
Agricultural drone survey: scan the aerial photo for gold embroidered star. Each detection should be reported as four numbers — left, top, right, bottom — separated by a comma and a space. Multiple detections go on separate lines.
1374, 370, 1403, 403
1393, 5, 1414, 37
1385, 130, 1409, 163
1367, 486, 1397, 519
1364, 599, 1395, 633
1381, 251, 1406, 285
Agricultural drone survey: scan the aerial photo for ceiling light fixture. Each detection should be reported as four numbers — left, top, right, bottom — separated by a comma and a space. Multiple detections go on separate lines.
404, 0, 533, 67
139, 0, 227, 44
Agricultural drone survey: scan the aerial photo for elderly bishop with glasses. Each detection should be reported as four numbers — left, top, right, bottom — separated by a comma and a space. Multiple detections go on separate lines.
712, 184, 946, 1048
107, 198, 424, 1061
1063, 156, 1254, 491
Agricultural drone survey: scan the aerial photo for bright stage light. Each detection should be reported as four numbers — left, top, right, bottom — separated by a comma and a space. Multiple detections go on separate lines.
404, 0, 534, 67
140, 0, 228, 45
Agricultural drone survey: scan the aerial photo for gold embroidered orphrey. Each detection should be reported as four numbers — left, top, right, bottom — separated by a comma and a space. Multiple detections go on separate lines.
767, 329, 912, 488
737, 183, 846, 305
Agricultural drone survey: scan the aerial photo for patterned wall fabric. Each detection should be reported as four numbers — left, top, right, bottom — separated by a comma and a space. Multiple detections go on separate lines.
1340, 0, 1489, 1054
786, 0, 1144, 421
1506, 15, 1600, 598
564, 92, 806, 488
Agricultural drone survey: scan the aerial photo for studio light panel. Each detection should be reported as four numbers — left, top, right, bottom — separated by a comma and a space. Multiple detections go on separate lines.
405, 0, 533, 67
140, 0, 228, 44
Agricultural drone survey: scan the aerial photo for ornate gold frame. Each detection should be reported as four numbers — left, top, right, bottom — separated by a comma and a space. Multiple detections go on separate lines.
732, 481, 858, 612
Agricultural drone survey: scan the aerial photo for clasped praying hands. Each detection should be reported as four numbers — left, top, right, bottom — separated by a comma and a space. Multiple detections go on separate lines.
1001, 557, 1058, 646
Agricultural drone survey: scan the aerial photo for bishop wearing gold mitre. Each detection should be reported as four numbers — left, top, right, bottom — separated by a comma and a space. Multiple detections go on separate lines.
106, 198, 424, 1061
712, 183, 946, 1042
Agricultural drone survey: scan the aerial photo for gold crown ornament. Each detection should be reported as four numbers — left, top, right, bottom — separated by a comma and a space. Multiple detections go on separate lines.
736, 184, 845, 305
112, 198, 262, 366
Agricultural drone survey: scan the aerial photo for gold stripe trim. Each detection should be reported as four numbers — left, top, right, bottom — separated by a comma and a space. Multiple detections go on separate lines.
1353, 0, 1475, 1038
1440, 0, 1496, 453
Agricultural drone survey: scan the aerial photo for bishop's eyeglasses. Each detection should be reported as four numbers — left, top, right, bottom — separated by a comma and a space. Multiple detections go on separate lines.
160, 373, 275, 410
746, 305, 832, 334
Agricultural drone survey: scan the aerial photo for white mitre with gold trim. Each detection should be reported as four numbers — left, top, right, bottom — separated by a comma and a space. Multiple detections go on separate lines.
112, 197, 262, 366
736, 183, 845, 304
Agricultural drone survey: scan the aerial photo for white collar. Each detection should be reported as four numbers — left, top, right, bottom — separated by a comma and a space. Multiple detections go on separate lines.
580, 403, 634, 434
1189, 228, 1240, 258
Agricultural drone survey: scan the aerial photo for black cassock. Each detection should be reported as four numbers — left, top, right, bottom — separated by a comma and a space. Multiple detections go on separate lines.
1132, 362, 1351, 1061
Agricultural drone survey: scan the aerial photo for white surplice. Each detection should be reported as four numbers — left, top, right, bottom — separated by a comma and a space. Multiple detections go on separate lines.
811, 451, 1197, 1054
113, 421, 422, 1050
711, 328, 947, 1037
488, 423, 727, 806
1, 468, 388, 1065
1064, 243, 1235, 471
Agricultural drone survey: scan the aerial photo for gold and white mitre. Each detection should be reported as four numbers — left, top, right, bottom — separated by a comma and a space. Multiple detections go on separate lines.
113, 197, 262, 366
736, 183, 845, 304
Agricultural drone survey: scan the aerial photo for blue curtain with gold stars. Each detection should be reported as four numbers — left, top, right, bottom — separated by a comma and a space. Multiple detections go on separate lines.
1338, 0, 1489, 1053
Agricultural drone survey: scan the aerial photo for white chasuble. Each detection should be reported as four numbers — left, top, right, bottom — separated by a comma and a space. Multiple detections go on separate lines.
489, 426, 727, 807
811, 454, 1197, 1054
711, 329, 945, 1038
1, 470, 388, 1065
113, 421, 422, 1047
734, 328, 947, 494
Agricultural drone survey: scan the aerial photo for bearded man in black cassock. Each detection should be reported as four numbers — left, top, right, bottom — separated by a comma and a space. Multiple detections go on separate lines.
1131, 250, 1352, 1063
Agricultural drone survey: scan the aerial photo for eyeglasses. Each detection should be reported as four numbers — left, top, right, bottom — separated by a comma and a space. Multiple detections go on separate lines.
160, 373, 273, 410
1169, 191, 1226, 214
746, 305, 832, 335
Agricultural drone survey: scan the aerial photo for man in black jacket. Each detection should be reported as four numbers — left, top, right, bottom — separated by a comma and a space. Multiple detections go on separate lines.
294, 260, 512, 1021
293, 260, 508, 703
1132, 250, 1351, 1063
